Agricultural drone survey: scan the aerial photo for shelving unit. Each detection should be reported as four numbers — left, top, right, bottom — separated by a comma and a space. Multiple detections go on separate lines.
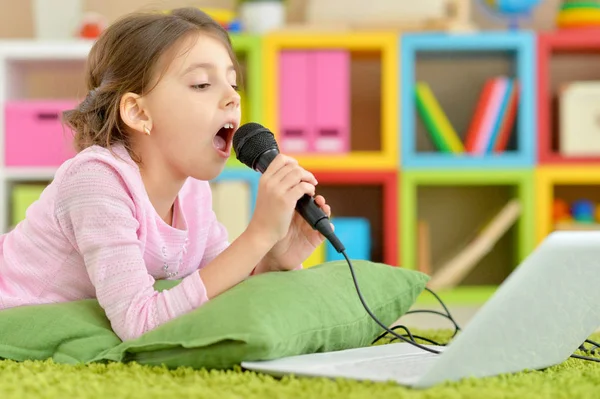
0, 35, 263, 232
537, 28, 600, 164
400, 31, 536, 169
4, 26, 595, 306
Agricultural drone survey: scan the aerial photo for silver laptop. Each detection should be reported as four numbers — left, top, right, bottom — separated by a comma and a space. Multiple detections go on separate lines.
242, 231, 600, 388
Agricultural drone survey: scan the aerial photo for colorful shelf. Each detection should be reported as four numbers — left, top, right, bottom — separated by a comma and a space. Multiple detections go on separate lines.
5, 27, 598, 306
537, 28, 600, 164
261, 32, 399, 170
534, 166, 600, 244
400, 31, 536, 169
401, 169, 535, 303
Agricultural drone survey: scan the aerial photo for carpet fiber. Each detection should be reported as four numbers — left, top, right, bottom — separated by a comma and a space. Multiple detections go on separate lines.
2, 329, 600, 399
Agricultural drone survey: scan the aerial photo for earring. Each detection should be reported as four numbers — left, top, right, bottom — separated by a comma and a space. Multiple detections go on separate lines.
144, 125, 151, 136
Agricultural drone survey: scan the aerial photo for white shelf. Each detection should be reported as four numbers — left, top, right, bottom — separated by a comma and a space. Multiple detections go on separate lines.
0, 40, 93, 60
0, 40, 92, 231
4, 167, 57, 181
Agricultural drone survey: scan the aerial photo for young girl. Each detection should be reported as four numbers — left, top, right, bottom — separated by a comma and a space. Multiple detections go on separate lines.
0, 7, 331, 341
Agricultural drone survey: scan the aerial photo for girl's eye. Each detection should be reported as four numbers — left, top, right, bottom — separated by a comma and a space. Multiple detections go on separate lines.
231, 85, 239, 92
191, 83, 210, 90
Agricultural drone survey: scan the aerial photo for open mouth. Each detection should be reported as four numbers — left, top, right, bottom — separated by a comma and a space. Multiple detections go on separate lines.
213, 122, 236, 155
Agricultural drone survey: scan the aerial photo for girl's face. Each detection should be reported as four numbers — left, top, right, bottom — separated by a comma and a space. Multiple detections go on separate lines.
128, 32, 241, 181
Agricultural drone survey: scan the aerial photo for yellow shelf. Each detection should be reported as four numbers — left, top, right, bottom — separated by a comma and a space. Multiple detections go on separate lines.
261, 31, 399, 170
535, 166, 600, 243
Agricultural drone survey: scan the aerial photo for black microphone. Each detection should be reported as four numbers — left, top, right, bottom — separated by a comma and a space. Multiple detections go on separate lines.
233, 122, 345, 253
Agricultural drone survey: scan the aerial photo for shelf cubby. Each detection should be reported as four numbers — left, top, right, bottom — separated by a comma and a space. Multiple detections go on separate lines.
535, 166, 600, 243
302, 170, 398, 266
537, 28, 600, 164
227, 34, 263, 168
400, 31, 536, 169
262, 32, 399, 170
401, 169, 534, 304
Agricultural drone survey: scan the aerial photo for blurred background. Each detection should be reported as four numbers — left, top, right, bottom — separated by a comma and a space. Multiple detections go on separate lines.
1, 0, 599, 329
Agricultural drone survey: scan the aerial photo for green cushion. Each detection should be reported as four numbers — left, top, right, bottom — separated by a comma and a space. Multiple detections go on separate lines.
0, 260, 429, 369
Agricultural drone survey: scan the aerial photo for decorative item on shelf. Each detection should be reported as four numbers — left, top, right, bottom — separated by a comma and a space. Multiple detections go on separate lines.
476, 0, 542, 30
32, 0, 83, 39
200, 8, 242, 33
238, 0, 286, 33
427, 198, 521, 291
415, 77, 518, 155
556, 0, 600, 29
302, 0, 475, 32
552, 198, 571, 223
559, 81, 600, 157
552, 198, 600, 231
77, 12, 106, 39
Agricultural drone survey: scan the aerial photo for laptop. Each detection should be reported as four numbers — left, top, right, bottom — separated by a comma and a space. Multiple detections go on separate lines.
242, 231, 600, 389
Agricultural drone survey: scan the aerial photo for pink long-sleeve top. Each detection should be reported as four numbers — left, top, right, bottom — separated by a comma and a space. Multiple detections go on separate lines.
0, 144, 231, 341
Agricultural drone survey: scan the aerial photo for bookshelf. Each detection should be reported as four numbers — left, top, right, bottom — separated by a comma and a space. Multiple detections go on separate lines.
5, 27, 596, 307
400, 31, 536, 169
0, 35, 263, 232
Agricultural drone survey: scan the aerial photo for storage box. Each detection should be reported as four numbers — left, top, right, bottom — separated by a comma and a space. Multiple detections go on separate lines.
325, 217, 371, 261
279, 50, 350, 154
5, 100, 78, 167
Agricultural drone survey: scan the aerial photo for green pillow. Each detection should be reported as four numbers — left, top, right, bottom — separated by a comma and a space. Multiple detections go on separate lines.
0, 299, 120, 364
0, 260, 429, 370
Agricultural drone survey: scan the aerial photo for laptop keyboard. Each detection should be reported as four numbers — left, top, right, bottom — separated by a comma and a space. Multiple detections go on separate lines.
332, 352, 440, 381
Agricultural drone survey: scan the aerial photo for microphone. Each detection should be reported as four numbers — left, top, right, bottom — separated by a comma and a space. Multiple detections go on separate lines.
233, 122, 345, 253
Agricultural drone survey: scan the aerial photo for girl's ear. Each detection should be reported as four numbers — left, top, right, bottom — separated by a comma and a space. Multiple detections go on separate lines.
120, 92, 152, 135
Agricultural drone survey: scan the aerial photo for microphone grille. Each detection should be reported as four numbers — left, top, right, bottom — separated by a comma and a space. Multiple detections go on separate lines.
233, 123, 279, 168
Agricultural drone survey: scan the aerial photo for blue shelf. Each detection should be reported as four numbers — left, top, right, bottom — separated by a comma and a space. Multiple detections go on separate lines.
400, 31, 537, 169
212, 168, 260, 214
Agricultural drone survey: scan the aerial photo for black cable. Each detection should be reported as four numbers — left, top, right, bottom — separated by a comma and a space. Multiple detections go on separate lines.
342, 250, 443, 354
343, 250, 600, 363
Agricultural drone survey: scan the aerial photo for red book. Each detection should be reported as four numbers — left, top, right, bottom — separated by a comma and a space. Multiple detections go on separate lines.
464, 79, 496, 153
493, 82, 519, 153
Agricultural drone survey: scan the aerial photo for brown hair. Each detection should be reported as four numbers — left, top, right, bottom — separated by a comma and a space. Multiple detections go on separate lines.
63, 7, 240, 162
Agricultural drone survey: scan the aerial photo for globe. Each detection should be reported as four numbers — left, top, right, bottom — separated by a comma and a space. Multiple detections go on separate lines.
479, 0, 542, 29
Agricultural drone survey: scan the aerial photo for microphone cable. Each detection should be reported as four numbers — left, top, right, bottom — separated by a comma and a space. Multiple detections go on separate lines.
340, 250, 600, 363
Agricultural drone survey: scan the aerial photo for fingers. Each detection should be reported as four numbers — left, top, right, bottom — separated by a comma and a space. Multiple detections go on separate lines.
314, 195, 331, 216
289, 182, 317, 203
261, 154, 296, 179
278, 167, 317, 193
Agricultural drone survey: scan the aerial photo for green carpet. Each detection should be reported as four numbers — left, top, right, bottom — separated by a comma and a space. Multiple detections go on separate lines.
2, 329, 600, 399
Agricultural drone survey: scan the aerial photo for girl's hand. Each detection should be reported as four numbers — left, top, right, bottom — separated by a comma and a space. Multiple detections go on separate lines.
246, 154, 318, 248
260, 194, 332, 272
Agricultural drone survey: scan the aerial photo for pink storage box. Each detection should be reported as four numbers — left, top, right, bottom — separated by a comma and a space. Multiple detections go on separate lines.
279, 50, 350, 154
5, 100, 78, 167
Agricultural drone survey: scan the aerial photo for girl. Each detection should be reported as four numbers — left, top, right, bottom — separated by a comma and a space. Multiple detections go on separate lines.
0, 7, 331, 341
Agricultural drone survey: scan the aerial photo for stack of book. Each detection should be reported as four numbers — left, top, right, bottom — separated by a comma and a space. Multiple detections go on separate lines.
415, 76, 519, 154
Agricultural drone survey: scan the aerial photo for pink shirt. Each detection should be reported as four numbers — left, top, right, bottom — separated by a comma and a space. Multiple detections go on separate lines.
0, 144, 230, 341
